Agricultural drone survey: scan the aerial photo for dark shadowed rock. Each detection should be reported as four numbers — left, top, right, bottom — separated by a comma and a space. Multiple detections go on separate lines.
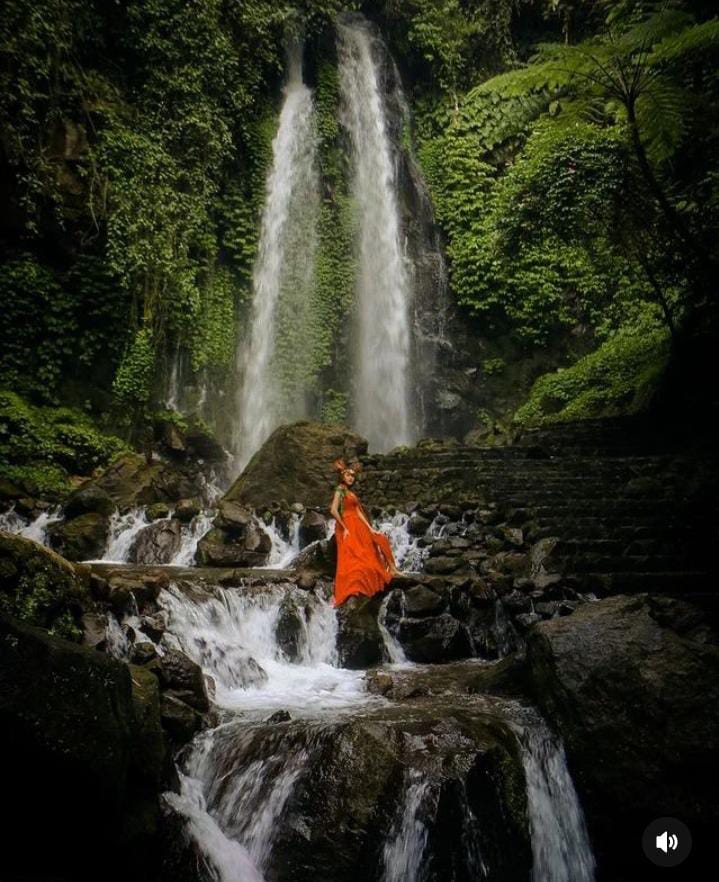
64, 483, 115, 519
156, 649, 209, 712
403, 584, 445, 617
173, 498, 201, 523
216, 499, 253, 532
0, 531, 90, 640
160, 692, 204, 743
48, 511, 109, 561
223, 420, 367, 509
336, 593, 386, 668
0, 612, 167, 880
299, 509, 328, 546
398, 613, 473, 663
130, 518, 182, 565
526, 594, 719, 880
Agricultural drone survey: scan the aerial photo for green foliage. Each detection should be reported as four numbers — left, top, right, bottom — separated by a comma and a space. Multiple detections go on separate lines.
514, 320, 671, 425
0, 391, 127, 495
112, 328, 156, 408
321, 389, 349, 424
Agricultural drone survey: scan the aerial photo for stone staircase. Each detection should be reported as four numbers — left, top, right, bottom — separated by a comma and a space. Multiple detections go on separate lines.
360, 418, 718, 601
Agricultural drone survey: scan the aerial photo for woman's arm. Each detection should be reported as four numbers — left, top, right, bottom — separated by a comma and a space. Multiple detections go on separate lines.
330, 490, 350, 534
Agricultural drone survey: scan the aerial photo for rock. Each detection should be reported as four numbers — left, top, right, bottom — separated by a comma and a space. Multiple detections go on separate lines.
291, 537, 337, 575
81, 610, 108, 649
0, 531, 90, 640
0, 613, 166, 879
184, 421, 226, 463
423, 555, 464, 575
402, 584, 445, 617
526, 594, 719, 879
156, 649, 209, 712
299, 509, 327, 546
48, 511, 109, 561
398, 613, 473, 663
132, 642, 158, 664
438, 503, 462, 520
222, 420, 367, 509
336, 593, 386, 668
530, 536, 563, 589
129, 518, 182, 565
276, 594, 306, 662
514, 612, 542, 632
64, 483, 115, 519
160, 692, 203, 744
139, 611, 167, 642
147, 502, 171, 520
195, 526, 270, 567
295, 569, 317, 591
173, 498, 200, 523
265, 709, 292, 723
216, 499, 253, 532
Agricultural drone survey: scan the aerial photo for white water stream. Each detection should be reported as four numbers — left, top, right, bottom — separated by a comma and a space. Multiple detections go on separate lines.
338, 18, 414, 453
233, 43, 320, 470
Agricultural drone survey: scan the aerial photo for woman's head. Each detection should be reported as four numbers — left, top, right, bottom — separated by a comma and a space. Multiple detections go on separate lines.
332, 457, 361, 487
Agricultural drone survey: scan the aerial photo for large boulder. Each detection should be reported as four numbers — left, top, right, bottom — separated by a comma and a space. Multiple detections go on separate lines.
64, 483, 115, 518
0, 612, 169, 880
223, 420, 367, 509
0, 531, 90, 640
336, 593, 386, 668
48, 510, 109, 561
526, 594, 719, 880
195, 524, 271, 567
130, 518, 183, 565
398, 613, 473, 663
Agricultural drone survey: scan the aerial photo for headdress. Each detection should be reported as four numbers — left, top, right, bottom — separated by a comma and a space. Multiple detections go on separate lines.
332, 457, 362, 474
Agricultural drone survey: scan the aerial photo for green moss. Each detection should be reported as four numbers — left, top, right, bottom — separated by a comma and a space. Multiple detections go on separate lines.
0, 390, 127, 496
514, 324, 671, 426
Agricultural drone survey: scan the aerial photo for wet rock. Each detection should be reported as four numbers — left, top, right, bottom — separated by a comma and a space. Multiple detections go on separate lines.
526, 593, 719, 879
195, 525, 271, 567
276, 594, 306, 662
140, 611, 168, 642
295, 569, 317, 591
156, 649, 209, 712
299, 509, 327, 546
398, 613, 473, 663
402, 584, 445, 617
515, 612, 542, 632
216, 499, 252, 532
81, 610, 108, 649
336, 593, 386, 668
173, 498, 200, 523
423, 555, 464, 575
129, 518, 182, 565
265, 709, 292, 724
223, 421, 367, 509
147, 502, 171, 520
48, 511, 109, 561
131, 641, 158, 665
160, 692, 203, 744
530, 536, 563, 589
438, 503, 462, 520
0, 532, 89, 640
64, 484, 115, 519
291, 537, 337, 575
0, 613, 166, 879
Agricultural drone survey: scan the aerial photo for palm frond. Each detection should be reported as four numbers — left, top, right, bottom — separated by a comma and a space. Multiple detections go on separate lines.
635, 75, 691, 165
648, 18, 719, 64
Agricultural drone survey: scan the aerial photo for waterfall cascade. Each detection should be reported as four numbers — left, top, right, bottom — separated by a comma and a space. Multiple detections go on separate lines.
233, 42, 320, 470
100, 569, 598, 881
337, 18, 413, 453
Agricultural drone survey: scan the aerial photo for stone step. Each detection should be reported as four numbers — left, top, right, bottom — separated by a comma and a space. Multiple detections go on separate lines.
569, 570, 712, 594
559, 554, 696, 574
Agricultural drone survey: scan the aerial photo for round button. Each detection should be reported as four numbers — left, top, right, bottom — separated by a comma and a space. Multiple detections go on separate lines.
642, 817, 692, 867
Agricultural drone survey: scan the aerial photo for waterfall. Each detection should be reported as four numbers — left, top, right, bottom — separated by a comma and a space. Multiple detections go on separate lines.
515, 711, 596, 882
0, 506, 62, 546
382, 770, 432, 882
234, 42, 320, 470
337, 17, 414, 453
378, 592, 408, 665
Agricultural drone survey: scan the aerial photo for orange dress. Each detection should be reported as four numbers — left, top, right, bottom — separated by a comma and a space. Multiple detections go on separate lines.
332, 486, 397, 606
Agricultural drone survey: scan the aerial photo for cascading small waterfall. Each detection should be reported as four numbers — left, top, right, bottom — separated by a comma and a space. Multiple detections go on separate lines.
337, 17, 414, 453
515, 711, 596, 882
382, 770, 433, 882
234, 42, 320, 470
0, 506, 62, 546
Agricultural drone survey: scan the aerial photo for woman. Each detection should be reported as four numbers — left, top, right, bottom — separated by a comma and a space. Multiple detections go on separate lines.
329, 457, 400, 606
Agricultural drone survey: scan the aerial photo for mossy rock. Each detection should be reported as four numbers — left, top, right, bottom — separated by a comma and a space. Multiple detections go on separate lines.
48, 510, 109, 562
224, 420, 367, 510
0, 531, 90, 640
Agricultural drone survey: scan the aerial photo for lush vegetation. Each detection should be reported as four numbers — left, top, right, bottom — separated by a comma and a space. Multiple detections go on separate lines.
0, 0, 716, 475
411, 0, 718, 422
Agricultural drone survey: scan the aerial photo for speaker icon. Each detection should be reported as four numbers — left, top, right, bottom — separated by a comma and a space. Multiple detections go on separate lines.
656, 831, 679, 853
